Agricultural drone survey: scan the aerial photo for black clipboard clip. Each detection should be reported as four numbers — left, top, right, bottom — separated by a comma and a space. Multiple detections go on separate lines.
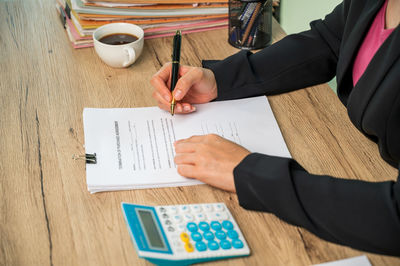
73, 153, 97, 164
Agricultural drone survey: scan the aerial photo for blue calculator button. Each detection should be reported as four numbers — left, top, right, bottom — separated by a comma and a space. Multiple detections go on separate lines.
191, 232, 202, 242
227, 230, 239, 239
215, 230, 227, 240
195, 241, 207, 252
222, 220, 234, 230
180, 205, 189, 213
220, 240, 232, 250
232, 239, 244, 249
198, 222, 210, 231
203, 231, 214, 241
208, 240, 219, 251
186, 222, 198, 232
210, 221, 222, 231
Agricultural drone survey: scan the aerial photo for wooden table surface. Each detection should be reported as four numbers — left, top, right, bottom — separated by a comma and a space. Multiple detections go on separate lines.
1, 1, 399, 265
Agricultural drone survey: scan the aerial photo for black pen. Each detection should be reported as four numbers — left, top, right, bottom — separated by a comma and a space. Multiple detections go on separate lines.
170, 30, 181, 116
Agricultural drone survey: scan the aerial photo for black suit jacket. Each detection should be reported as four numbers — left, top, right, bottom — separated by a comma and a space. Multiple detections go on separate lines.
207, 0, 400, 256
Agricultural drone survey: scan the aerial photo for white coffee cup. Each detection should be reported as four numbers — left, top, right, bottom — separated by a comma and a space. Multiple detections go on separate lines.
93, 23, 144, 68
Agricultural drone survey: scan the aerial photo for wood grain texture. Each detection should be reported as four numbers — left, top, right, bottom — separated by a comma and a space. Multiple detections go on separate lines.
0, 1, 399, 265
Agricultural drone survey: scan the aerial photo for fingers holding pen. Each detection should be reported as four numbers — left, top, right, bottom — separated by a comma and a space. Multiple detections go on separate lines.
152, 90, 170, 110
173, 67, 202, 101
153, 62, 173, 84
173, 66, 199, 113
151, 63, 197, 114
153, 96, 195, 114
177, 103, 196, 113
151, 63, 172, 104
172, 67, 198, 113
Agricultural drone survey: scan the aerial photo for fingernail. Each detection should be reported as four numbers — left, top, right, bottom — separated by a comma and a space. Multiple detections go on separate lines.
191, 106, 196, 112
184, 105, 190, 111
174, 89, 182, 99
164, 94, 170, 101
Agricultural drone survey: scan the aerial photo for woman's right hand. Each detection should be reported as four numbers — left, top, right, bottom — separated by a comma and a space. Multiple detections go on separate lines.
151, 63, 218, 114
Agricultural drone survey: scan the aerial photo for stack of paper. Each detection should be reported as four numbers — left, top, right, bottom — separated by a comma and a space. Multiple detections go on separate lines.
56, 0, 229, 48
82, 96, 291, 193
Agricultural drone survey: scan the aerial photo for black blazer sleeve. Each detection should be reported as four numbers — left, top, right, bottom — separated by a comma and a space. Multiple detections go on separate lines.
208, 2, 347, 100
234, 154, 400, 256
208, 0, 400, 255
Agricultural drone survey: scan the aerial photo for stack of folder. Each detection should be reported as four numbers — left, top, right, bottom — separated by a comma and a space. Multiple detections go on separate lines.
56, 0, 229, 48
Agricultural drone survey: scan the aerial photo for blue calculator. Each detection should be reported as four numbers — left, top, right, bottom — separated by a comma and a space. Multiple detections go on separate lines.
121, 202, 250, 265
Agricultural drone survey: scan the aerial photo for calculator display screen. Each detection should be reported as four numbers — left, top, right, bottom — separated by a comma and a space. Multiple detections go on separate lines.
138, 210, 165, 249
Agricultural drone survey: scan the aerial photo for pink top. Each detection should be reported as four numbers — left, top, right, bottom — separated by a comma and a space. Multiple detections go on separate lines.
352, 0, 395, 86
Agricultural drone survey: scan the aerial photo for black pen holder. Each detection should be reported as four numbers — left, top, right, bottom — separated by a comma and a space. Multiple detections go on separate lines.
228, 0, 272, 50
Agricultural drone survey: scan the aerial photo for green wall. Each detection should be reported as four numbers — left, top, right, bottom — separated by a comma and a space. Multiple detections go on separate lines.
279, 0, 342, 91
280, 0, 342, 34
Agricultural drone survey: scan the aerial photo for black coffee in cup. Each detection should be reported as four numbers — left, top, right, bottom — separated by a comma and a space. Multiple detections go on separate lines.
99, 33, 138, 45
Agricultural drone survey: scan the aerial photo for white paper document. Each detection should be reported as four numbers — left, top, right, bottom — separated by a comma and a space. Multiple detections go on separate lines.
83, 96, 291, 193
312, 255, 371, 266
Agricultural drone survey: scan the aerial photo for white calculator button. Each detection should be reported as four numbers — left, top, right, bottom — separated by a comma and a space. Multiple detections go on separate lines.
214, 212, 228, 220
172, 214, 183, 223
207, 212, 228, 221
167, 206, 178, 214
179, 205, 190, 213
183, 214, 194, 222
176, 223, 186, 232
203, 204, 213, 212
171, 235, 180, 241
214, 204, 225, 212
159, 207, 167, 213
195, 213, 206, 221
161, 213, 169, 219
190, 205, 202, 213
164, 219, 173, 226
206, 213, 215, 221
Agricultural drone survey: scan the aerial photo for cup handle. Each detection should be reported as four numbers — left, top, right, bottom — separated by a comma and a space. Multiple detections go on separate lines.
123, 47, 136, 67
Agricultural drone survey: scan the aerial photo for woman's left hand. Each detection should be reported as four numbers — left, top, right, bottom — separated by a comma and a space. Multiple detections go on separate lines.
174, 134, 250, 192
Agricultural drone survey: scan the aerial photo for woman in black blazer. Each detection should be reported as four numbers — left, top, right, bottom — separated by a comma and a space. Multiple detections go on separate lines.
151, 0, 400, 256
